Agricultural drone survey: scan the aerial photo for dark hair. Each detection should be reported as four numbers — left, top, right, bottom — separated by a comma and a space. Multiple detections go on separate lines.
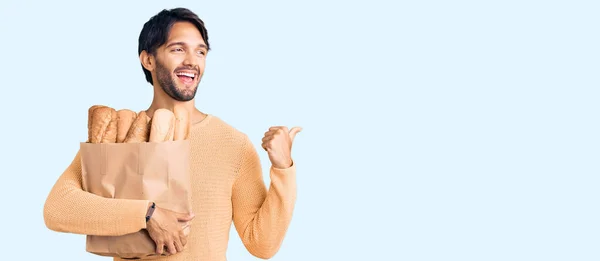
138, 8, 210, 85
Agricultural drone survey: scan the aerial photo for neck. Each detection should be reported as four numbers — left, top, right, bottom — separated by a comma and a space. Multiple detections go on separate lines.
145, 85, 207, 125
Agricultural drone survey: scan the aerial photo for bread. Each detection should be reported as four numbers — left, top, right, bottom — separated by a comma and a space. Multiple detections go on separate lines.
124, 111, 151, 143
87, 105, 106, 142
101, 108, 118, 143
149, 109, 175, 142
89, 107, 114, 143
116, 109, 137, 143
87, 106, 186, 143
173, 107, 191, 140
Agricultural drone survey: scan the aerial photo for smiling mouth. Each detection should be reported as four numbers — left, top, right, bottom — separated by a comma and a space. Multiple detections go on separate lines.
175, 71, 197, 85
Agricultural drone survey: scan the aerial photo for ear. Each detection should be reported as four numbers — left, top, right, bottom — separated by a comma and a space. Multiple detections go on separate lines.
140, 50, 155, 71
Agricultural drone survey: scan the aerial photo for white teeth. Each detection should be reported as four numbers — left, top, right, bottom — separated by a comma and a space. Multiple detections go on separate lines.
176, 72, 195, 78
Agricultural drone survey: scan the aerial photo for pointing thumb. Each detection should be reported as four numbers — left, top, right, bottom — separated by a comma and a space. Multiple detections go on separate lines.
289, 127, 302, 142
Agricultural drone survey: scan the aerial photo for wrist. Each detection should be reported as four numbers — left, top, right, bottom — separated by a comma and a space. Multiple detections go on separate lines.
273, 159, 293, 169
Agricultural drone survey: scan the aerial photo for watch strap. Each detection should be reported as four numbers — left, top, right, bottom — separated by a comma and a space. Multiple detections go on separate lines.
145, 202, 156, 222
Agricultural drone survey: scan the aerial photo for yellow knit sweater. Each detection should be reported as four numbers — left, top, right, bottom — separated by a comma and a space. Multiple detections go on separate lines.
43, 114, 297, 260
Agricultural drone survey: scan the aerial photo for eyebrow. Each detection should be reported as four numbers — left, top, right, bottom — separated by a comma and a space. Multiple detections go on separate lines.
166, 41, 208, 50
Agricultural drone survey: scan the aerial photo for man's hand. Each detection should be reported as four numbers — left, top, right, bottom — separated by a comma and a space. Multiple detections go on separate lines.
145, 205, 195, 255
261, 126, 302, 169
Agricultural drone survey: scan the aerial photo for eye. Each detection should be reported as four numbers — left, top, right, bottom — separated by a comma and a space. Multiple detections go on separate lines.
197, 50, 206, 56
172, 48, 184, 52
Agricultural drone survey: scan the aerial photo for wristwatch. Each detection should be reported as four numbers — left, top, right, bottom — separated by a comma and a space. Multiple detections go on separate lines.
146, 202, 156, 222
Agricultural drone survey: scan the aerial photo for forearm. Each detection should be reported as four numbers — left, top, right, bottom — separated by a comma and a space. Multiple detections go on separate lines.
43, 152, 150, 236
234, 165, 297, 258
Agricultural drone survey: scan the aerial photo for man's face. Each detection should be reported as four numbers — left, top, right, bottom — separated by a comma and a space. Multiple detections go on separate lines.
152, 21, 208, 101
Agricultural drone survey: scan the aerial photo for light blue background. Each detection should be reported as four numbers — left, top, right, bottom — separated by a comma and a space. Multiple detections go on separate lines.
0, 0, 598, 260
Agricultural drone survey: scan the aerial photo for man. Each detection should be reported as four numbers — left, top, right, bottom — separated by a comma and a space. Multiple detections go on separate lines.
43, 7, 300, 260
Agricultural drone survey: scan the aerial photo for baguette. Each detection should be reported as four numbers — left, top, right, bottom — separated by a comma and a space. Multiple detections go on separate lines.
116, 109, 137, 143
87, 105, 106, 142
89, 107, 113, 143
173, 107, 191, 140
101, 108, 118, 143
124, 111, 151, 143
149, 109, 175, 142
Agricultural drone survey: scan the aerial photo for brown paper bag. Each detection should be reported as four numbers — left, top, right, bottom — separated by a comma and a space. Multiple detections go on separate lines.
80, 139, 193, 260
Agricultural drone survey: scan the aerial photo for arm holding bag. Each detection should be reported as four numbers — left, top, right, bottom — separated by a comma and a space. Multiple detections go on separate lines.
79, 139, 192, 260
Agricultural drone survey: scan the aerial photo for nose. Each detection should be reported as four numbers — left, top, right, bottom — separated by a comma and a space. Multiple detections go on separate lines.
182, 51, 197, 68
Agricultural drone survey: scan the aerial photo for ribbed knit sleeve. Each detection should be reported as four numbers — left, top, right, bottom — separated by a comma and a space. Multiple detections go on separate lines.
231, 136, 297, 259
43, 150, 151, 236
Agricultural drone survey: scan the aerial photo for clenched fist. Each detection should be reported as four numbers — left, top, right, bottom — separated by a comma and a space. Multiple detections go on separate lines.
261, 126, 302, 169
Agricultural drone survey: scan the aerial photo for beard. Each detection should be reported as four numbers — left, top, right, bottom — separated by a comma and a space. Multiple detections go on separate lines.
155, 59, 201, 102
